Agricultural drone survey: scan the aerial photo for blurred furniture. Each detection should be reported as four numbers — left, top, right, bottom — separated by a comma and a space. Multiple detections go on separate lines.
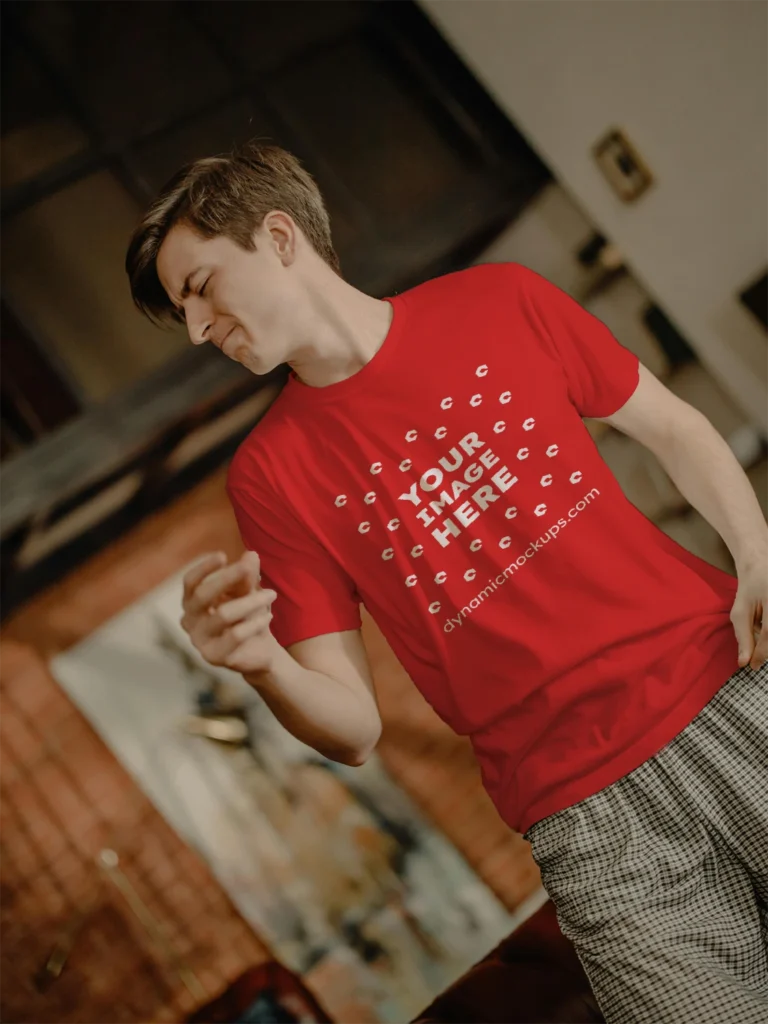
0, 356, 286, 618
413, 900, 604, 1024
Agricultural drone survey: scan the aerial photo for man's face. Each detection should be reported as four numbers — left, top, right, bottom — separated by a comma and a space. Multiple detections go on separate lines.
156, 220, 293, 375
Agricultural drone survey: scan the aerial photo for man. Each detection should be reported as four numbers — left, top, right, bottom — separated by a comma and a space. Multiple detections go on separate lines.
126, 141, 768, 1023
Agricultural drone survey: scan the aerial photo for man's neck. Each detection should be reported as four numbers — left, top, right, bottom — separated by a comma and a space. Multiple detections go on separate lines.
287, 274, 395, 389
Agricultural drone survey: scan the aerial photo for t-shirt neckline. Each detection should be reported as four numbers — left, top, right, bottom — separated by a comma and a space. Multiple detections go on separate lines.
281, 294, 407, 407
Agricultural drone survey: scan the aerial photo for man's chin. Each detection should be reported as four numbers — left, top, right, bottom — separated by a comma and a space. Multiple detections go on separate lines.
238, 350, 273, 377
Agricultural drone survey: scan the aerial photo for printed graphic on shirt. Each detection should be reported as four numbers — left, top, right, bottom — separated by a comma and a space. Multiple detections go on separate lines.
332, 362, 601, 633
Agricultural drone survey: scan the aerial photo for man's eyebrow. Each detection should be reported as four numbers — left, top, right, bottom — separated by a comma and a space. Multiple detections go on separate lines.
179, 268, 202, 302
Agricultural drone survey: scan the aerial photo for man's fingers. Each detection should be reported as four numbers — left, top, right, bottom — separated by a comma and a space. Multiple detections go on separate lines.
201, 610, 273, 664
240, 550, 261, 587
187, 562, 251, 614
180, 551, 268, 656
732, 600, 761, 668
202, 589, 277, 634
228, 610, 273, 644
223, 589, 277, 624
183, 552, 226, 600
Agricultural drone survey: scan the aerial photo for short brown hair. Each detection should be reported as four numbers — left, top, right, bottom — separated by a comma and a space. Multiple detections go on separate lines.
125, 140, 340, 324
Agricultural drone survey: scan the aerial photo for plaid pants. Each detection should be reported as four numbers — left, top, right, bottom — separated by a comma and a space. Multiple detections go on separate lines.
524, 661, 768, 1024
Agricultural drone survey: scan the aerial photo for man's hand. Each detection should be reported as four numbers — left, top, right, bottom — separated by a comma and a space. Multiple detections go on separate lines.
731, 553, 768, 670
180, 550, 280, 674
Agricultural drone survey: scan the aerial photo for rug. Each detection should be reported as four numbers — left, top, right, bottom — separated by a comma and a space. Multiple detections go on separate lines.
51, 565, 532, 1022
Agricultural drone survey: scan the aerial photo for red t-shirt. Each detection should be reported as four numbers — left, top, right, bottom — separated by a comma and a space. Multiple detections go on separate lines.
227, 262, 739, 834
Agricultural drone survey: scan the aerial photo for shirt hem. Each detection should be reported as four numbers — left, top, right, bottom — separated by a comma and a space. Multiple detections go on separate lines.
515, 644, 739, 836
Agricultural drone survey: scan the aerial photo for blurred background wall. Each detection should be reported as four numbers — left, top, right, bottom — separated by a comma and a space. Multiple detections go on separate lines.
424, 0, 767, 428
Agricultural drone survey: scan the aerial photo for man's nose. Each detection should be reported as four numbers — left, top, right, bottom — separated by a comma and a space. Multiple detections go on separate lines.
187, 310, 213, 346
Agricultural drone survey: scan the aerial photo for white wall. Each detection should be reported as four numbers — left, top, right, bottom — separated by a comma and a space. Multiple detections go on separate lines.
477, 181, 598, 296
420, 0, 767, 430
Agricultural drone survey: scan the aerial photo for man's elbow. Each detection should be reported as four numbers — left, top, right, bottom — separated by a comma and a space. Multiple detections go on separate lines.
343, 748, 373, 768
336, 726, 382, 767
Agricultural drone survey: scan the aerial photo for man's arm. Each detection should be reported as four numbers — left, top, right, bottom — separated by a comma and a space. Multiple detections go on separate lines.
596, 364, 768, 668
244, 629, 382, 766
181, 552, 381, 765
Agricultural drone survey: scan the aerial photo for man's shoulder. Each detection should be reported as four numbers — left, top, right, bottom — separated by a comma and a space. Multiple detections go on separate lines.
227, 432, 265, 503
227, 393, 290, 504
402, 261, 523, 307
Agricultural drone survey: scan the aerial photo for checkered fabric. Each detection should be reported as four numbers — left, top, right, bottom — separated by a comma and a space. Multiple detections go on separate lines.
524, 661, 768, 1024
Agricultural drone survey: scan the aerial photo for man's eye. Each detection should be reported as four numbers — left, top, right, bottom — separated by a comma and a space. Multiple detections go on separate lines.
199, 277, 211, 298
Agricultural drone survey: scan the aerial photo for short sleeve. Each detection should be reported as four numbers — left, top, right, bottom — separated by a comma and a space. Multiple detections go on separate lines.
512, 263, 640, 418
227, 477, 362, 649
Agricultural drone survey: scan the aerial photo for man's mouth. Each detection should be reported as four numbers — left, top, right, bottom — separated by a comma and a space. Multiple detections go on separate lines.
219, 327, 235, 354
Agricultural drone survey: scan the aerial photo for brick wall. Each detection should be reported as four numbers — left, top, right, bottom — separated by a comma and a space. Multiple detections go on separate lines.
0, 467, 539, 1021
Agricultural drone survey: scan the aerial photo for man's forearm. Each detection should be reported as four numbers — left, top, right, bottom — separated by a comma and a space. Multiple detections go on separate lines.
243, 642, 381, 765
650, 407, 767, 571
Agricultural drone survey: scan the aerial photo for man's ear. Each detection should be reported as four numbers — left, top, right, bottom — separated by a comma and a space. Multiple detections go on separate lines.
262, 210, 296, 265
